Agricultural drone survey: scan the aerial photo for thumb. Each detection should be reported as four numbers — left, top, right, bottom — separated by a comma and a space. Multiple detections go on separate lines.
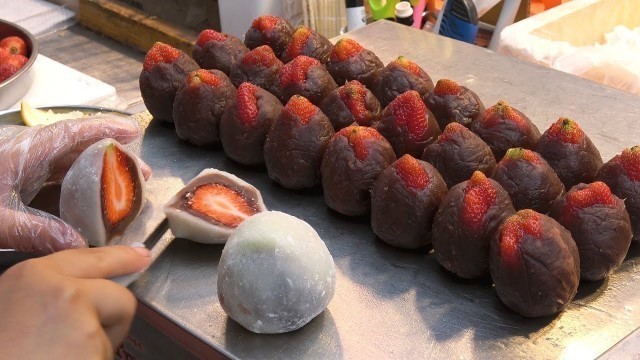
0, 206, 88, 254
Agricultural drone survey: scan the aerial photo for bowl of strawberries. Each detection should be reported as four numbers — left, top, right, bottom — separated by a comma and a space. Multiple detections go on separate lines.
0, 19, 38, 110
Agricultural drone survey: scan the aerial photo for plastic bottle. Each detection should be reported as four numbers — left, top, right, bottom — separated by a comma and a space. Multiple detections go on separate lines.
395, 1, 414, 26
346, 0, 367, 32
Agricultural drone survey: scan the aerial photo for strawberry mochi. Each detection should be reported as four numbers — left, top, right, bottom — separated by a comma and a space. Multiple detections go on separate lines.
164, 169, 266, 244
60, 139, 146, 247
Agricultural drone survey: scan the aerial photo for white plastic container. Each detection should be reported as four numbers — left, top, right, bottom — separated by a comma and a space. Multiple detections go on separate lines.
497, 0, 640, 95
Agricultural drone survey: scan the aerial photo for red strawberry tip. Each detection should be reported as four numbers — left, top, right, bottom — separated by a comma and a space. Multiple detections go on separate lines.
395, 154, 429, 191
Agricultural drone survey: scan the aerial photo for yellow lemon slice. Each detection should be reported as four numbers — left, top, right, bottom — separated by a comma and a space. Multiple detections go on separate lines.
20, 101, 85, 127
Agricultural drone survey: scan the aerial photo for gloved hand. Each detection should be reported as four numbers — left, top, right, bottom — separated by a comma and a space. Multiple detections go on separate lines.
0, 116, 152, 253
0, 245, 152, 359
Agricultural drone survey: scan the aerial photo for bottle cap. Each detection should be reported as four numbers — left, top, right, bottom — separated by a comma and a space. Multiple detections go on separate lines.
346, 0, 364, 7
395, 2, 413, 18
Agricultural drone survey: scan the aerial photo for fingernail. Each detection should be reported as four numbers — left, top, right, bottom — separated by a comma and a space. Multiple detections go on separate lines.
129, 242, 150, 257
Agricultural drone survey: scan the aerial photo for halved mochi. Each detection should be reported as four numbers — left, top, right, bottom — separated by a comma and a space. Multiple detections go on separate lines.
60, 139, 146, 247
164, 169, 266, 243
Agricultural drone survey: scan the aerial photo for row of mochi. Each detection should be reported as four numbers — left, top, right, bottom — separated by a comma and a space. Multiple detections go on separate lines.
183, 81, 640, 320
138, 16, 441, 124
138, 33, 640, 252
140, 38, 640, 229
136, 15, 640, 319
143, 64, 638, 321
188, 14, 428, 108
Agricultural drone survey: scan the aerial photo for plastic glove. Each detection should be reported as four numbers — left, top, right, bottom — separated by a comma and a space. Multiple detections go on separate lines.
0, 245, 152, 359
0, 115, 152, 253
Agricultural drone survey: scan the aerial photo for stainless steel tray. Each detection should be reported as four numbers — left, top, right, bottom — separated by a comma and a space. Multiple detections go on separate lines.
132, 22, 640, 359
11, 21, 640, 359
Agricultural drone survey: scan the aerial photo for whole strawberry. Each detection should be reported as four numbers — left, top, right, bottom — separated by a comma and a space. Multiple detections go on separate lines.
172, 69, 237, 146
424, 78, 485, 129
229, 45, 284, 98
371, 56, 434, 107
470, 100, 541, 160
326, 38, 383, 88
278, 55, 337, 105
0, 47, 10, 62
491, 148, 565, 213
139, 42, 200, 122
220, 82, 284, 165
319, 80, 381, 130
321, 125, 396, 216
373, 90, 441, 157
263, 95, 335, 189
550, 182, 632, 281
536, 117, 603, 188
244, 15, 293, 58
371, 154, 447, 249
281, 25, 333, 64
0, 36, 27, 56
0, 54, 28, 82
432, 171, 515, 278
422, 122, 496, 188
192, 29, 248, 75
596, 146, 640, 241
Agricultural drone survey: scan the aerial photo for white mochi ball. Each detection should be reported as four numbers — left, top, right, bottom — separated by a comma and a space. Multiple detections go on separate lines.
217, 211, 336, 333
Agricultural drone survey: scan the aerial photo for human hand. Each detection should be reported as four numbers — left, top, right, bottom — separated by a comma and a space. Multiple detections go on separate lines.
0, 116, 152, 253
0, 245, 151, 360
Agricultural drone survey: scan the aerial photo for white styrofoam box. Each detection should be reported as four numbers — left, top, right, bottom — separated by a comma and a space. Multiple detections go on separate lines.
0, 0, 76, 37
8, 55, 117, 111
497, 0, 640, 95
218, 0, 286, 39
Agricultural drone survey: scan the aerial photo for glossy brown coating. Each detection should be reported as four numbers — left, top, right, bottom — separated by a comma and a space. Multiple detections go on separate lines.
424, 82, 485, 129
370, 156, 447, 249
319, 81, 381, 130
491, 149, 564, 213
422, 123, 496, 187
370, 58, 434, 107
220, 85, 284, 165
432, 177, 515, 278
470, 101, 541, 160
550, 183, 632, 281
172, 70, 237, 146
536, 119, 603, 189
326, 48, 384, 88
229, 46, 284, 97
321, 126, 396, 216
279, 59, 337, 105
596, 148, 640, 242
490, 211, 580, 317
192, 35, 248, 75
139, 53, 200, 122
281, 27, 333, 64
263, 97, 335, 189
244, 16, 293, 58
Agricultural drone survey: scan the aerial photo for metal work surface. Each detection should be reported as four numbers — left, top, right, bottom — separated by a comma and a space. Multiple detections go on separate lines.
130, 21, 640, 359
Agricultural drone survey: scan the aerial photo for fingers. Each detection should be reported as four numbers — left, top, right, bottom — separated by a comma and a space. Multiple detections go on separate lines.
0, 206, 87, 253
61, 115, 142, 147
0, 116, 143, 203
82, 279, 138, 348
41, 245, 151, 279
37, 116, 142, 178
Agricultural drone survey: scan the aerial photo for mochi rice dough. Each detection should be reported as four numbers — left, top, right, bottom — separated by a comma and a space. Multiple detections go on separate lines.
217, 211, 336, 333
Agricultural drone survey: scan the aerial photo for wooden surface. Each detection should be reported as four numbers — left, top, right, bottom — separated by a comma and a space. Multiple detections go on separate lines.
77, 0, 198, 55
38, 24, 145, 111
